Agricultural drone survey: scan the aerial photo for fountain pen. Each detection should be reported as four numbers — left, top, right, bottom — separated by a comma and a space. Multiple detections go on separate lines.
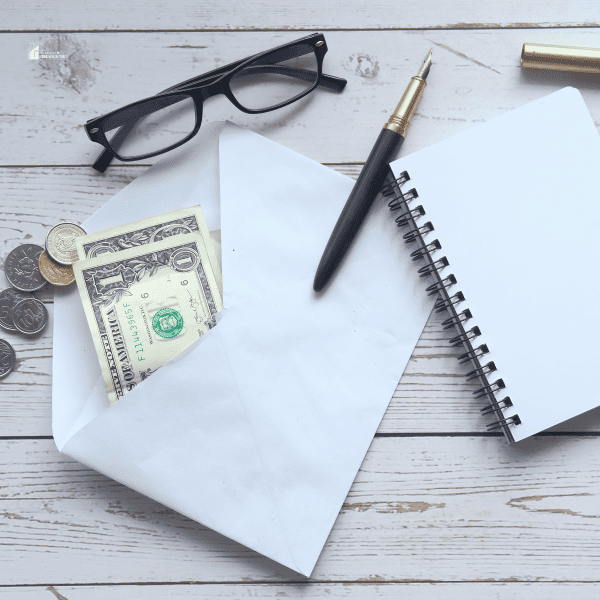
313, 49, 433, 292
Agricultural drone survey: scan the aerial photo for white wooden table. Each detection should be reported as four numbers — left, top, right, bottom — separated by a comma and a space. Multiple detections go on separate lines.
2, 2, 600, 598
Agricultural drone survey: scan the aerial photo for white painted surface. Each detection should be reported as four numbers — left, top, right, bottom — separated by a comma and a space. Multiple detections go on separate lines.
1, 4, 600, 596
3, 584, 600, 599
2, 437, 600, 584
0, 31, 599, 165
3, 1, 600, 31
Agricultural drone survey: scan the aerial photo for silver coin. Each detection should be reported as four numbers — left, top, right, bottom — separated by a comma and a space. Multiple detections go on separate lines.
11, 298, 48, 335
4, 244, 47, 292
46, 222, 86, 266
0, 339, 16, 379
0, 288, 33, 332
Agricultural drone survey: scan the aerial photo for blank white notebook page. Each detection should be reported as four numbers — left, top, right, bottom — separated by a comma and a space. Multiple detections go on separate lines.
390, 87, 600, 442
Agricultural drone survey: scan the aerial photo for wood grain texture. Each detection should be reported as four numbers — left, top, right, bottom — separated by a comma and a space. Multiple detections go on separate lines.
3, 583, 600, 599
1, 30, 600, 165
2, 7, 600, 593
3, 166, 600, 437
3, 1, 600, 31
2, 436, 600, 584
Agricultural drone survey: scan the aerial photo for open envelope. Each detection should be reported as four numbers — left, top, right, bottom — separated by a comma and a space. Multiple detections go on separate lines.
52, 122, 434, 576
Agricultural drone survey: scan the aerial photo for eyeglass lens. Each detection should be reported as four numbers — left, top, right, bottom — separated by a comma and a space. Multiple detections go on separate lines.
102, 93, 197, 159
229, 43, 319, 110
99, 43, 319, 160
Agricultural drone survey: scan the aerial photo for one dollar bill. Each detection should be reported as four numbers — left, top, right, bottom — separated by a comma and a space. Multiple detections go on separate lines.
75, 205, 222, 298
74, 233, 223, 404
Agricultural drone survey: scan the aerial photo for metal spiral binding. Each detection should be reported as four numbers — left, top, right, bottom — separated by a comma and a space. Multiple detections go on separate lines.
427, 276, 457, 297
403, 221, 433, 243
382, 171, 411, 196
473, 378, 505, 399
486, 415, 521, 431
389, 189, 419, 212
395, 205, 425, 227
449, 326, 481, 347
442, 309, 472, 330
411, 239, 441, 261
466, 361, 497, 381
481, 396, 513, 415
434, 291, 464, 313
385, 170, 521, 441
418, 257, 449, 278
458, 344, 489, 364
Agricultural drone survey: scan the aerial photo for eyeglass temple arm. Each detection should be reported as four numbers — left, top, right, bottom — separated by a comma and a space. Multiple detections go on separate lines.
170, 69, 346, 93
159, 44, 347, 93
316, 73, 347, 92
93, 121, 136, 172
93, 69, 347, 173
236, 65, 347, 91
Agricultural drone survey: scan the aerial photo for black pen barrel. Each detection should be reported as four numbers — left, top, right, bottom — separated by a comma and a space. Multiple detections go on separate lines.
313, 128, 404, 292
313, 48, 432, 292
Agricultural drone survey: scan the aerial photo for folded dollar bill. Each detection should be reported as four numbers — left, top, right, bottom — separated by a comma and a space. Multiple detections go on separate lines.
74, 232, 223, 404
75, 205, 222, 298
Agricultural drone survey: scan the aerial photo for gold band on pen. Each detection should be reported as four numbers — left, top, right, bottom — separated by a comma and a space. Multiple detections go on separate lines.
384, 48, 432, 137
384, 76, 427, 137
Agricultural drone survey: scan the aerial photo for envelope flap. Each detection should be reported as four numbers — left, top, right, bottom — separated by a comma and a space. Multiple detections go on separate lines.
61, 329, 301, 574
84, 121, 224, 233
219, 123, 357, 308
217, 125, 435, 575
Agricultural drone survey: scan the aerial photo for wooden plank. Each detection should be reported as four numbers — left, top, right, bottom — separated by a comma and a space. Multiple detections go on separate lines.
0, 318, 53, 435
0, 165, 127, 437
2, 30, 600, 165
3, 1, 600, 31
3, 582, 600, 599
1, 436, 600, 583
2, 166, 600, 437
0, 167, 138, 268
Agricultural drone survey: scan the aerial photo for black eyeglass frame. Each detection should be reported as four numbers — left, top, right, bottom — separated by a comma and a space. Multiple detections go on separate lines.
85, 33, 347, 172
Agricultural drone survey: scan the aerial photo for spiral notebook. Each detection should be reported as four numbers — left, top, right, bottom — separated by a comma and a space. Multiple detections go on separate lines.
387, 87, 600, 443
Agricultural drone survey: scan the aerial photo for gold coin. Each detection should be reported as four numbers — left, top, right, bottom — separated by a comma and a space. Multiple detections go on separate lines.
38, 251, 75, 287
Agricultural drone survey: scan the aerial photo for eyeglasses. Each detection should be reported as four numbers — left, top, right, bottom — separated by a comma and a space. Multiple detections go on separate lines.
84, 33, 347, 173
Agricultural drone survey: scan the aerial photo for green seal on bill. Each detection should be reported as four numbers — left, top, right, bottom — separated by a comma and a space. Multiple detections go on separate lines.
152, 308, 184, 339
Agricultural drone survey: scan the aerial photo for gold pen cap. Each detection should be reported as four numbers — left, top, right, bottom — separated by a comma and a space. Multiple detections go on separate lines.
521, 42, 600, 74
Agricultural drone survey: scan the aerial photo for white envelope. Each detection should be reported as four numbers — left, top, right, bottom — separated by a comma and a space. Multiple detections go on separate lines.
52, 122, 434, 576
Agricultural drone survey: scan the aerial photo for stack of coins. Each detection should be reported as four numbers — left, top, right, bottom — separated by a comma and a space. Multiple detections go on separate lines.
0, 222, 86, 380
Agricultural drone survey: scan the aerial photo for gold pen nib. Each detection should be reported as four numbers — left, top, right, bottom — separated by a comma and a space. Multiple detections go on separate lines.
417, 48, 433, 80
